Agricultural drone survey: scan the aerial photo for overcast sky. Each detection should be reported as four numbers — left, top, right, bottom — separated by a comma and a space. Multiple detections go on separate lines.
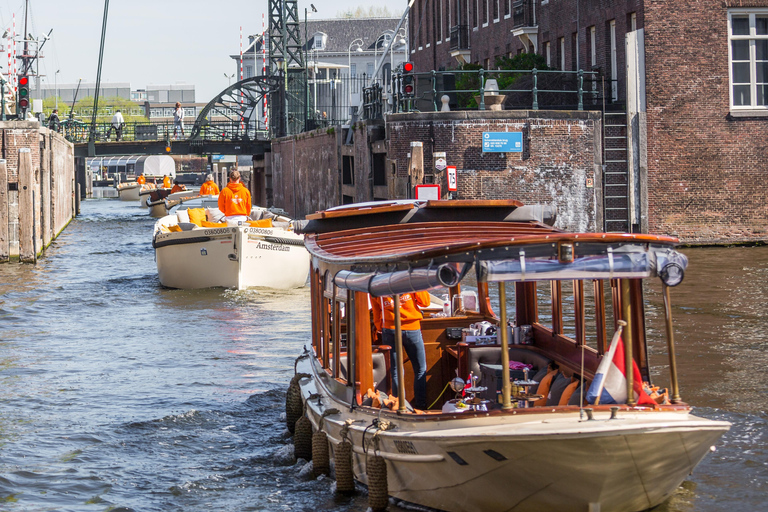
0, 0, 406, 102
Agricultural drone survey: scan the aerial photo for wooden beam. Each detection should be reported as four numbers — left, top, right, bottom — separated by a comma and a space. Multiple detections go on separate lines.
0, 159, 8, 262
593, 280, 607, 355
574, 280, 585, 346
18, 148, 36, 263
354, 291, 374, 395
551, 281, 562, 335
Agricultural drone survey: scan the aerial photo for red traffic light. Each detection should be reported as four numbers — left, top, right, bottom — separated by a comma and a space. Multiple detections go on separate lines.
19, 76, 29, 86
404, 84, 414, 95
403, 62, 413, 73
19, 98, 29, 108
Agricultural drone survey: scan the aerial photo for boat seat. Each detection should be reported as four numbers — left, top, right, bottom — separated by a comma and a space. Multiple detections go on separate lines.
177, 222, 197, 231
337, 349, 390, 393
458, 344, 552, 386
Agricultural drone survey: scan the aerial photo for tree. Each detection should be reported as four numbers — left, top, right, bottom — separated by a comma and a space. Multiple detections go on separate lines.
337, 6, 393, 18
44, 95, 147, 122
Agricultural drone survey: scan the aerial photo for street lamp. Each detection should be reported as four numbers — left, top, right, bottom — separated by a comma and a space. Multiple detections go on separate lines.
55, 69, 60, 109
224, 72, 235, 86
389, 29, 407, 92
347, 38, 363, 111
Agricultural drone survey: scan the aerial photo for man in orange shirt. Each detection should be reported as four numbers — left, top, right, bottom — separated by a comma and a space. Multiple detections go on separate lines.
218, 170, 252, 222
371, 291, 431, 409
199, 174, 220, 196
170, 180, 186, 194
136, 174, 146, 185
162, 175, 172, 189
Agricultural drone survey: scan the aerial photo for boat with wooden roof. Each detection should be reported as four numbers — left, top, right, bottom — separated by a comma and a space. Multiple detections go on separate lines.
290, 199, 730, 512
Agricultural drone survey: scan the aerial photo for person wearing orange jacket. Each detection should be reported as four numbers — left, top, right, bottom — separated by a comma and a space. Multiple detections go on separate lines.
136, 174, 146, 185
371, 291, 431, 409
218, 170, 252, 222
162, 175, 172, 189
170, 180, 186, 194
199, 174, 220, 196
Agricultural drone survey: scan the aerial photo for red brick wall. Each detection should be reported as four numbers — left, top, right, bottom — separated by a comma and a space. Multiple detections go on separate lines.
644, 1, 768, 242
387, 110, 602, 232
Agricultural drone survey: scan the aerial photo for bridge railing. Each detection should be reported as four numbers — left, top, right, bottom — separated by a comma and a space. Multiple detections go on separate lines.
62, 120, 270, 144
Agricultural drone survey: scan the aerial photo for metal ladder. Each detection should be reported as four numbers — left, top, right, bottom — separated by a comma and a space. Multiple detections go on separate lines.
602, 110, 630, 232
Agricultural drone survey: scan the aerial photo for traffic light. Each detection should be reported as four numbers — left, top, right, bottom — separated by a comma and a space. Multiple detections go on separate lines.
401, 61, 414, 97
18, 75, 30, 110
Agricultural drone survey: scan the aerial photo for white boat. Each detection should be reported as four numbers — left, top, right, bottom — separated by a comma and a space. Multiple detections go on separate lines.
138, 185, 169, 209
145, 188, 200, 218
152, 199, 309, 290
290, 199, 730, 512
116, 181, 141, 201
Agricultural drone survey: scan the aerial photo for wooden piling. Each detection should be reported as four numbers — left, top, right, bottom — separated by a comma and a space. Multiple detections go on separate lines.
18, 148, 36, 263
0, 159, 8, 262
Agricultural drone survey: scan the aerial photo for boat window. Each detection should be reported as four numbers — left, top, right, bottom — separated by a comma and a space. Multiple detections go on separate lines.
536, 281, 552, 330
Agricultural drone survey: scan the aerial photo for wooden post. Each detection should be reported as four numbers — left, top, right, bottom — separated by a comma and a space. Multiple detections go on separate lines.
0, 159, 8, 262
662, 284, 682, 403
499, 282, 513, 410
42, 136, 52, 248
354, 291, 374, 396
620, 279, 635, 406
18, 148, 36, 263
394, 295, 406, 414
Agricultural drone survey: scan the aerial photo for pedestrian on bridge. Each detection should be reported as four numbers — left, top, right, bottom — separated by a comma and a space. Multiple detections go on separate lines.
107, 110, 125, 141
218, 170, 251, 223
173, 102, 185, 139
48, 109, 61, 132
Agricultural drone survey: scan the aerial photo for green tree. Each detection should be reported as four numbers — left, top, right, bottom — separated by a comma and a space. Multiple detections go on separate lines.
451, 53, 549, 108
44, 95, 147, 122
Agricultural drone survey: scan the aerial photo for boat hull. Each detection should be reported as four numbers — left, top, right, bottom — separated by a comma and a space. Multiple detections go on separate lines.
154, 224, 309, 290
296, 352, 729, 512
116, 182, 141, 201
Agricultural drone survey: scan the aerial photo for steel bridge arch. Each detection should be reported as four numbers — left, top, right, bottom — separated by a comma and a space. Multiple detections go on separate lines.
189, 76, 281, 141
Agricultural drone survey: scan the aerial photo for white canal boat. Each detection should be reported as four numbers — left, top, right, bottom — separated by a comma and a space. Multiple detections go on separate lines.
152, 199, 309, 290
145, 188, 200, 218
290, 199, 730, 512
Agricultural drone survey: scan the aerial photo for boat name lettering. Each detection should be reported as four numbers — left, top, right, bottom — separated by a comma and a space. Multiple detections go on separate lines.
204, 229, 229, 235
255, 242, 290, 252
246, 228, 273, 235
394, 440, 419, 455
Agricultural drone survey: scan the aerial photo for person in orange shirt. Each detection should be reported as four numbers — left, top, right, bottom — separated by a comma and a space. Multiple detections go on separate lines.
218, 170, 252, 221
371, 291, 431, 409
136, 174, 146, 185
162, 175, 172, 189
199, 174, 220, 196
170, 180, 186, 194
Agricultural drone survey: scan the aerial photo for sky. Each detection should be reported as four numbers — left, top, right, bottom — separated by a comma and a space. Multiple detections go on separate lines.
0, 0, 406, 102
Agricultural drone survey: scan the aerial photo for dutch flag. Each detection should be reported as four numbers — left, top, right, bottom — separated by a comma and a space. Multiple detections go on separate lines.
586, 328, 655, 406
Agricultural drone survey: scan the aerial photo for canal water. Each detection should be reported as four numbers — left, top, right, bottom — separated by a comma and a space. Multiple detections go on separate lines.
0, 199, 766, 511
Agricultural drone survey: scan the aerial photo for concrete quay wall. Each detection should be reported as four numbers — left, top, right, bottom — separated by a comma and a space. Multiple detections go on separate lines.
0, 121, 76, 262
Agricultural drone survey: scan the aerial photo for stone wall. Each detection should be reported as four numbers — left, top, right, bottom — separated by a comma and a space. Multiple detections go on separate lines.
0, 121, 76, 262
387, 110, 603, 232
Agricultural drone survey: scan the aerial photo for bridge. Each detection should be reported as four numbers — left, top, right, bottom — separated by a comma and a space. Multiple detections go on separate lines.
70, 76, 281, 158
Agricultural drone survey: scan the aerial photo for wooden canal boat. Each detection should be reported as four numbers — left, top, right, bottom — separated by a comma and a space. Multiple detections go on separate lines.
291, 199, 730, 512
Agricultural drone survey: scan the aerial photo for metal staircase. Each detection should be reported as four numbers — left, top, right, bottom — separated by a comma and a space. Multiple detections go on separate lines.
602, 110, 630, 233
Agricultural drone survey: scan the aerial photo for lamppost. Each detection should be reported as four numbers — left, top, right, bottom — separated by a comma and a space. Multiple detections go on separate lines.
224, 72, 234, 86
347, 38, 363, 111
55, 69, 60, 109
389, 29, 407, 93
304, 3, 316, 128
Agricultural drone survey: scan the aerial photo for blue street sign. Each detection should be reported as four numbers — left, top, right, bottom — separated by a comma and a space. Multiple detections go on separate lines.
482, 132, 523, 153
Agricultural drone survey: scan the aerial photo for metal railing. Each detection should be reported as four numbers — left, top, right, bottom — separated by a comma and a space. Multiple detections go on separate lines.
385, 67, 604, 116
59, 120, 270, 144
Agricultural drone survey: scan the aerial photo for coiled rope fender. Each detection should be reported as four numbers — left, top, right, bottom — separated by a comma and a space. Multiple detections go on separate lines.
335, 420, 356, 494
312, 409, 339, 478
285, 373, 310, 434
366, 433, 389, 512
293, 404, 313, 461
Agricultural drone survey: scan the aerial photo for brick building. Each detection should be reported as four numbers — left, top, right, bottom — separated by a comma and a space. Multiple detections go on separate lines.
404, 0, 768, 243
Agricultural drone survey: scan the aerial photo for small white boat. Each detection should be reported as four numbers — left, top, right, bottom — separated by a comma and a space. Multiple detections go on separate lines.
116, 181, 141, 201
139, 185, 168, 209
290, 199, 730, 512
152, 199, 309, 290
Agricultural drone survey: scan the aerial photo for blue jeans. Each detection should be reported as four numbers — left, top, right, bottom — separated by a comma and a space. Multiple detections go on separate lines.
382, 328, 427, 409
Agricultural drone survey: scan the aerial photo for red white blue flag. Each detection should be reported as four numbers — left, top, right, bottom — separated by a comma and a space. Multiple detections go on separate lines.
587, 334, 655, 406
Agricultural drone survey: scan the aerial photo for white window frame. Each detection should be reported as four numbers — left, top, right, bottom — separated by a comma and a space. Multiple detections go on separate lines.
446, 0, 451, 42
728, 9, 768, 111
504, 0, 511, 20
609, 20, 618, 101
437, 0, 443, 43
493, 0, 500, 23
559, 37, 566, 70
545, 41, 551, 67
483, 0, 490, 27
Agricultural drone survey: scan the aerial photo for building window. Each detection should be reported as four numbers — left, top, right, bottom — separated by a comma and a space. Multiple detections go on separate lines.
545, 41, 551, 67
609, 19, 618, 101
446, 0, 451, 41
367, 62, 374, 77
504, 0, 511, 18
729, 10, 768, 108
437, 0, 443, 42
473, 0, 479, 28
482, 0, 489, 26
493, 0, 499, 22
351, 63, 357, 77
629, 12, 637, 31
